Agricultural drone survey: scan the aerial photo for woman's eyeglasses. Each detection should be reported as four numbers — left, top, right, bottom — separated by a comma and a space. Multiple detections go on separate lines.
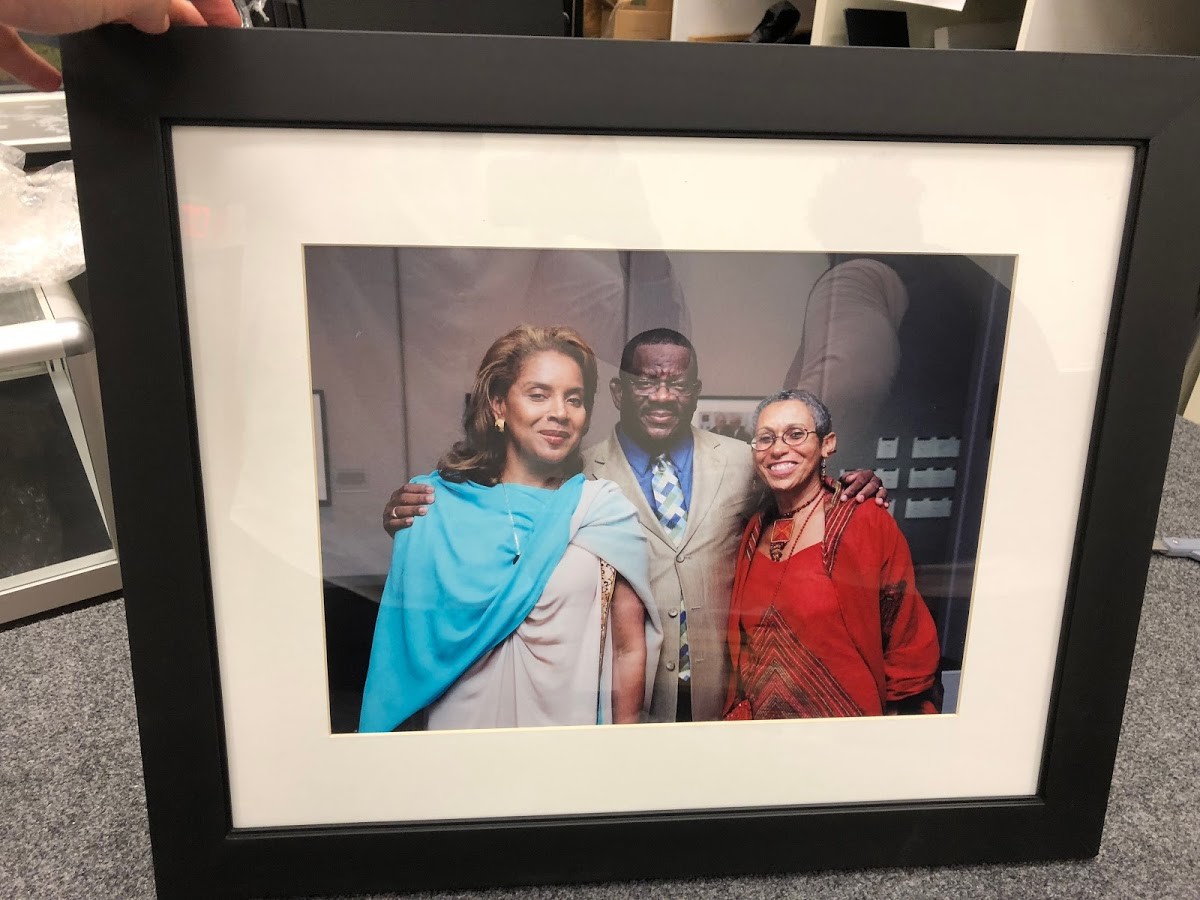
622, 376, 698, 398
750, 427, 815, 452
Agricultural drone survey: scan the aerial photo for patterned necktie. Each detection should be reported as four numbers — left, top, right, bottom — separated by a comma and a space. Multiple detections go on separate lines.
651, 454, 687, 545
651, 454, 690, 684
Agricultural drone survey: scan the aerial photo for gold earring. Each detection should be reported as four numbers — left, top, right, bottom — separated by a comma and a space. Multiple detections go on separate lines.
495, 417, 505, 433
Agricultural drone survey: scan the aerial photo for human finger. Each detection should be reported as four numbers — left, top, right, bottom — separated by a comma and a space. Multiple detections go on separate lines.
163, 0, 206, 27
190, 0, 245, 27
385, 500, 430, 521
116, 0, 173, 33
383, 511, 420, 533
843, 471, 887, 505
125, 0, 242, 30
382, 506, 426, 537
837, 468, 872, 502
0, 26, 62, 91
387, 484, 435, 508
869, 480, 888, 506
382, 485, 433, 535
401, 485, 435, 504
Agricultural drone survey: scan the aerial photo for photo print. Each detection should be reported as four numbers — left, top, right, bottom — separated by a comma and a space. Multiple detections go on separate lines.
306, 246, 1014, 734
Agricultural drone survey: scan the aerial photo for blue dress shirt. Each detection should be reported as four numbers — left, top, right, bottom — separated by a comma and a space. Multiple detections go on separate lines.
615, 425, 695, 513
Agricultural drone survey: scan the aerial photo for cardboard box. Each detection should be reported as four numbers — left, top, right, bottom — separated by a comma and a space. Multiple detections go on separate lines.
610, 6, 672, 40
611, 8, 672, 39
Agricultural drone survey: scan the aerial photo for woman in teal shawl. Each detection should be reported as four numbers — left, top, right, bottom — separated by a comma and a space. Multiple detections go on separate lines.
359, 325, 661, 732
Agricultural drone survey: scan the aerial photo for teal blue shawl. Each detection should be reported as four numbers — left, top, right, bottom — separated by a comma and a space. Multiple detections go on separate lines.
359, 471, 591, 733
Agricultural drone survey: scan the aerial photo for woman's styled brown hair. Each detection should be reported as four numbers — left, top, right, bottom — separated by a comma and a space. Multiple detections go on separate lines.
438, 324, 599, 484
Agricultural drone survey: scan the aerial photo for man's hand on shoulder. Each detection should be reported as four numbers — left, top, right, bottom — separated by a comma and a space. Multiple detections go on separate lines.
382, 483, 435, 536
836, 468, 888, 506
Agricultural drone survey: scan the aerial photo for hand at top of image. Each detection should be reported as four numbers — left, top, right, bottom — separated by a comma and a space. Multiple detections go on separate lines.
0, 0, 241, 91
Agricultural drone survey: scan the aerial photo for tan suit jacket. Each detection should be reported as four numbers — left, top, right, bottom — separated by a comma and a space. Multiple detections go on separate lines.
582, 427, 760, 722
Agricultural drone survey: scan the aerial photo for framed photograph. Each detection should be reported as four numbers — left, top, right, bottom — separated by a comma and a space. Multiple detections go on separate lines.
692, 396, 759, 444
312, 390, 331, 507
61, 27, 1200, 899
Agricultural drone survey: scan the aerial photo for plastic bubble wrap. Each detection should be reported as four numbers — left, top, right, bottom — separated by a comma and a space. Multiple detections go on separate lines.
0, 145, 85, 293
234, 0, 270, 26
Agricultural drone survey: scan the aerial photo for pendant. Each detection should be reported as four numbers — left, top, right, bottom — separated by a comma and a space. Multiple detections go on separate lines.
768, 517, 794, 561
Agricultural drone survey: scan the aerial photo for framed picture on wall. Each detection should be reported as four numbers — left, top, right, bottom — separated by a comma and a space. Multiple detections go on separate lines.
692, 396, 760, 443
62, 27, 1200, 900
312, 390, 331, 506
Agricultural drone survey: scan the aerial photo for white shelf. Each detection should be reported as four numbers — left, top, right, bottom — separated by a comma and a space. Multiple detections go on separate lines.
667, 0, 1200, 54
813, 0, 1023, 48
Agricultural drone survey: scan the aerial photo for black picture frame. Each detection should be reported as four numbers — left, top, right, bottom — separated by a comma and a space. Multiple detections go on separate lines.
60, 27, 1200, 900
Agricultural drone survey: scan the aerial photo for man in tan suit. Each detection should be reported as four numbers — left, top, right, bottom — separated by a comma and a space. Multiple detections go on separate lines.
580, 329, 758, 723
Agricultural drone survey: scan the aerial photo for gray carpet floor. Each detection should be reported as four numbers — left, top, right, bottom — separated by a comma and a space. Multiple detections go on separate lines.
2, 418, 1198, 900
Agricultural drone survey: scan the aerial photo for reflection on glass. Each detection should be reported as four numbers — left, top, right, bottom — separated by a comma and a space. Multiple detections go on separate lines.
0, 373, 112, 579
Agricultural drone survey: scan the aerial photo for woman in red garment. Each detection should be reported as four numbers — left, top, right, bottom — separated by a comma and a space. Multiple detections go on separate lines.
724, 390, 941, 720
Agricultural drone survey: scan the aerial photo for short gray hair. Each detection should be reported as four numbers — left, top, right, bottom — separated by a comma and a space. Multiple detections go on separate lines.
752, 390, 833, 439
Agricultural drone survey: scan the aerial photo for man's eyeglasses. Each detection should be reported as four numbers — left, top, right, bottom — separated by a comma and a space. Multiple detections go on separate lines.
750, 427, 816, 452
622, 376, 699, 398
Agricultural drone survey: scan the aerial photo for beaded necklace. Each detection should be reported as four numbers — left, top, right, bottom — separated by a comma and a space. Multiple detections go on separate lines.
760, 484, 828, 609
766, 481, 825, 562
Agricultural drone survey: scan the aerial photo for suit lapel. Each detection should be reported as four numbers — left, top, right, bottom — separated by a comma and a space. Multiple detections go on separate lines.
587, 434, 675, 551
680, 428, 728, 552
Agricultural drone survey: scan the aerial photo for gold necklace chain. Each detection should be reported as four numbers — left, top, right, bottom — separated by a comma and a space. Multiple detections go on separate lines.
499, 482, 521, 565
